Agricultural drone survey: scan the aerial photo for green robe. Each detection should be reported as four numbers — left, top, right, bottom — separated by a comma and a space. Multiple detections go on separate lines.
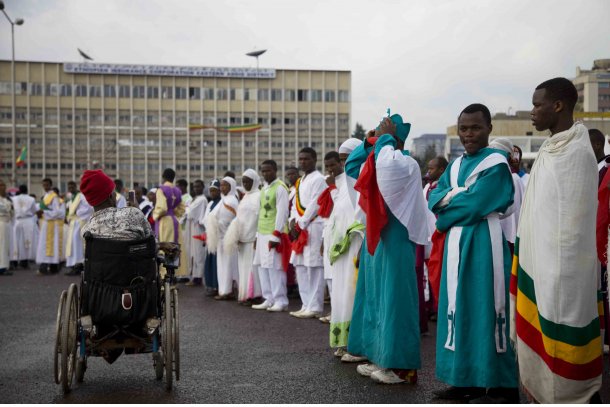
345, 137, 421, 370
429, 147, 517, 388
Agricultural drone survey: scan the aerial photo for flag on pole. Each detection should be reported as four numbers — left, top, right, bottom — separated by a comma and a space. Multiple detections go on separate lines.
16, 146, 27, 168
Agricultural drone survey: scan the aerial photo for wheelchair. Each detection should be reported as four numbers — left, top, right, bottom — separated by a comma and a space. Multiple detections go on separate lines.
53, 233, 180, 394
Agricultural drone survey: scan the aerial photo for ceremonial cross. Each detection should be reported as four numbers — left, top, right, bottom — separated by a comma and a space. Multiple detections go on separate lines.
497, 313, 506, 349
263, 202, 272, 218
171, 194, 177, 206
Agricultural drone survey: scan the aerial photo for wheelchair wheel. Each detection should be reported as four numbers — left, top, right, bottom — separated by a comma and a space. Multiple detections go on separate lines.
60, 283, 79, 394
171, 287, 180, 381
162, 282, 173, 391
153, 351, 163, 380
75, 357, 86, 383
54, 290, 67, 385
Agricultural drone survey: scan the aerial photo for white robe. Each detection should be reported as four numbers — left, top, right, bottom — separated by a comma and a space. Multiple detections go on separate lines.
207, 190, 238, 296
35, 192, 65, 265
225, 188, 260, 301
11, 194, 39, 261
499, 173, 524, 244
289, 171, 326, 268
65, 194, 93, 267
186, 194, 208, 279
0, 197, 13, 269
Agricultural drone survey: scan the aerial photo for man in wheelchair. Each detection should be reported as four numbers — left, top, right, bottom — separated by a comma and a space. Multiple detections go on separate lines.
78, 170, 178, 363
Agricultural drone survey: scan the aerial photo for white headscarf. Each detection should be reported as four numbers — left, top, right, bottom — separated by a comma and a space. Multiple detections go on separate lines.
339, 138, 363, 155
489, 138, 514, 155
221, 176, 237, 198
242, 168, 261, 193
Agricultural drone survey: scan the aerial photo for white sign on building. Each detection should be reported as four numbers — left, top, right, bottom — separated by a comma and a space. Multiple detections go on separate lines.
63, 63, 276, 79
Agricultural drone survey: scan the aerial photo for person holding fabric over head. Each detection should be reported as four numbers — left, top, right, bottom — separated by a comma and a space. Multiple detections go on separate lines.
252, 160, 291, 311
288, 147, 327, 319
345, 113, 430, 384
200, 179, 222, 296
512, 78, 603, 403
224, 169, 261, 303
206, 177, 239, 300
429, 104, 517, 403
153, 168, 186, 278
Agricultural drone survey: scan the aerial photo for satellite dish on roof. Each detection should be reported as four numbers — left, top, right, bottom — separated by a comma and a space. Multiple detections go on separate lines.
246, 49, 266, 57
77, 48, 93, 61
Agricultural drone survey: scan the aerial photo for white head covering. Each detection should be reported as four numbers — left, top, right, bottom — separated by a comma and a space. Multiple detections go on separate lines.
242, 168, 261, 193
221, 176, 237, 197
339, 138, 363, 155
489, 138, 514, 155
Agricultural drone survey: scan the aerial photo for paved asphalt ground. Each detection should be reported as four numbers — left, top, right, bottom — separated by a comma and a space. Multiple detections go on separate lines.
1, 265, 608, 404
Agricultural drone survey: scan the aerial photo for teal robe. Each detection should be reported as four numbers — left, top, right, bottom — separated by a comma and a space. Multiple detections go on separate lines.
345, 136, 421, 370
429, 147, 518, 388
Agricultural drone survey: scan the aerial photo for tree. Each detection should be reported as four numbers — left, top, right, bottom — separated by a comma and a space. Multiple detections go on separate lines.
352, 122, 366, 140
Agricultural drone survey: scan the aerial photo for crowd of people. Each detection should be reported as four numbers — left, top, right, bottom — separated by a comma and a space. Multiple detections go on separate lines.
0, 76, 608, 403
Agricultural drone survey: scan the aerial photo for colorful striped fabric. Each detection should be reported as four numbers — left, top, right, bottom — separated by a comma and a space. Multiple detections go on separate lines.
511, 237, 603, 402
188, 124, 262, 133
15, 146, 27, 167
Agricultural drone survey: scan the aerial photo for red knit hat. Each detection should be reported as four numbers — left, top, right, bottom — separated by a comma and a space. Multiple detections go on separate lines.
80, 169, 115, 207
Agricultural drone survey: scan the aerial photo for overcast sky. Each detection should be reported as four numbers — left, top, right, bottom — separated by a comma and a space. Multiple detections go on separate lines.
1, 0, 609, 140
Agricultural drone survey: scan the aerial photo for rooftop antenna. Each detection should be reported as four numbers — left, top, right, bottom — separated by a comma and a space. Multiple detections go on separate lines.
246, 49, 266, 77
77, 48, 93, 63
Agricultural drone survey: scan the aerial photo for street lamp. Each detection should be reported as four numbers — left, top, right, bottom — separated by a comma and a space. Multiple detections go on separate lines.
0, 0, 24, 185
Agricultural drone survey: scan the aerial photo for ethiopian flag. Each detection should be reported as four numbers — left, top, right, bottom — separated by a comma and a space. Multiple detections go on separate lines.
15, 146, 27, 167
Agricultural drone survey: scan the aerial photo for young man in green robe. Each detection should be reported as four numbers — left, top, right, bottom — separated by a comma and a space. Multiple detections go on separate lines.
344, 114, 430, 384
428, 104, 518, 403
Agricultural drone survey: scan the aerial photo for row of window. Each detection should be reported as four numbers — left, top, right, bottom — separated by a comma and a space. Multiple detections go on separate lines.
0, 82, 350, 103
0, 109, 349, 127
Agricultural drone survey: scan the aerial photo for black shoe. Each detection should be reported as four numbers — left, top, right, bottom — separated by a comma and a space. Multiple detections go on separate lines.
64, 268, 80, 276
433, 386, 486, 401
0, 269, 13, 276
38, 264, 49, 275
470, 387, 520, 404
19, 260, 29, 269
9, 261, 18, 270
49, 264, 60, 274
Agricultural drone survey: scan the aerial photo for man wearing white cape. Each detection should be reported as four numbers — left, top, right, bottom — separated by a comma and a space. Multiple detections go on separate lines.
185, 180, 207, 286
511, 78, 603, 403
64, 180, 93, 275
11, 185, 38, 267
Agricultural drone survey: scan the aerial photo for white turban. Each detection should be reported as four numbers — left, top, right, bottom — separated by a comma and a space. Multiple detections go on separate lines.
242, 168, 261, 193
339, 138, 363, 155
489, 138, 514, 155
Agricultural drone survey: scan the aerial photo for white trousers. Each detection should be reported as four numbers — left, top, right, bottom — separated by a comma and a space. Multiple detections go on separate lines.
258, 266, 288, 307
295, 265, 325, 313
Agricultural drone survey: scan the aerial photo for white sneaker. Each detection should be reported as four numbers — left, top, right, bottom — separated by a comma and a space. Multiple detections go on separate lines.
356, 363, 381, 377
318, 315, 331, 323
295, 310, 321, 319
251, 301, 272, 310
267, 304, 287, 312
341, 353, 368, 363
333, 347, 347, 358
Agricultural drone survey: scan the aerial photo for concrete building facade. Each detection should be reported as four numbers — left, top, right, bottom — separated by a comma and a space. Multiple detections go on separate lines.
0, 60, 351, 195
574, 58, 610, 113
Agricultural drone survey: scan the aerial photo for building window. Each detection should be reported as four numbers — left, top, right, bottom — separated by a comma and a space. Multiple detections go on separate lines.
89, 85, 101, 97
271, 89, 282, 101
175, 87, 187, 99
104, 85, 116, 98
338, 90, 349, 102
243, 88, 251, 101
118, 85, 130, 98
133, 86, 145, 98
147, 86, 159, 98
45, 83, 60, 97
297, 89, 308, 102
60, 84, 72, 97
217, 89, 227, 100
189, 87, 200, 99
285, 89, 295, 102
29, 83, 43, 96
324, 90, 335, 102
230, 88, 237, 100
257, 88, 269, 101
161, 86, 173, 99
74, 84, 87, 97
311, 89, 322, 102
202, 88, 214, 100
